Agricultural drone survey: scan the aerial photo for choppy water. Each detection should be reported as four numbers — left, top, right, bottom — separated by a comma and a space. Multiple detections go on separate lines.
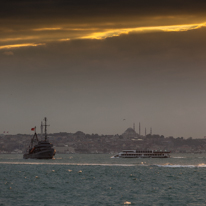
1, 153, 206, 205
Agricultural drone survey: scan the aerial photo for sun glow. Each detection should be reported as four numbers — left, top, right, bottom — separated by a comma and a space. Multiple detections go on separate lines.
0, 36, 39, 42
0, 43, 45, 49
80, 22, 206, 39
0, 22, 206, 49
32, 28, 62, 31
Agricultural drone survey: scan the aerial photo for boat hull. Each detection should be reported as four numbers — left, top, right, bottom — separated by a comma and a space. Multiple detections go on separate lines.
23, 149, 55, 159
24, 118, 56, 160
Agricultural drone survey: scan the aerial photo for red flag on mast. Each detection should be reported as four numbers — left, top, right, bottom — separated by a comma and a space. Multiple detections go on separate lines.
31, 127, 35, 131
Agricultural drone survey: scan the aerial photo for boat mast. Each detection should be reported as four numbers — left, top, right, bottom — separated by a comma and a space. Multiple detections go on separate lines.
41, 121, 43, 139
31, 126, 38, 147
44, 117, 49, 141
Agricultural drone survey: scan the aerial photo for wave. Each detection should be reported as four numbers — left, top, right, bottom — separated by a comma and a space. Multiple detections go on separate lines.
1, 161, 206, 168
156, 163, 206, 168
172, 157, 185, 159
0, 162, 135, 167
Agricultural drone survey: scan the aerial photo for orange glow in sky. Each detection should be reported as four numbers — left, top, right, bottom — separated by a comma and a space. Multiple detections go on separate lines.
0, 22, 206, 49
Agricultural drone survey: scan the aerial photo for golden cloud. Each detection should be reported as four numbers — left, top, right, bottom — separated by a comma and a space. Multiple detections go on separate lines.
80, 22, 206, 39
0, 22, 205, 49
0, 43, 45, 49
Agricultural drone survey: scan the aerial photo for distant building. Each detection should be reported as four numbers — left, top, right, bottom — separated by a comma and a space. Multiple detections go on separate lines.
122, 128, 138, 139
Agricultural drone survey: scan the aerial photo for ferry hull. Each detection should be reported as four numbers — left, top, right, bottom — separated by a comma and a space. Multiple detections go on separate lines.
117, 156, 169, 158
112, 150, 171, 158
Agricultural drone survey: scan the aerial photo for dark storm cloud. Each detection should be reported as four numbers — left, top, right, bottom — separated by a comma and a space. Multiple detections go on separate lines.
1, 0, 206, 49
1, 0, 206, 19
1, 0, 206, 28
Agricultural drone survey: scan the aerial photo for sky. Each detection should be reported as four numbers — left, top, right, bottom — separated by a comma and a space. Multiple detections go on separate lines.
1, 0, 206, 138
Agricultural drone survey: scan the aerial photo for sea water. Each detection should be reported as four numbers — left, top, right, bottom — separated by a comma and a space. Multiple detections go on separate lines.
0, 153, 206, 205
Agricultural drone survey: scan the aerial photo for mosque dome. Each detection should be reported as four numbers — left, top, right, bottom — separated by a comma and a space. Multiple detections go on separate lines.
122, 127, 138, 138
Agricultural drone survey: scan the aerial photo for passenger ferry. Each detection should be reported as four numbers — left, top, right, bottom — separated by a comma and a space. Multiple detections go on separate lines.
111, 150, 170, 158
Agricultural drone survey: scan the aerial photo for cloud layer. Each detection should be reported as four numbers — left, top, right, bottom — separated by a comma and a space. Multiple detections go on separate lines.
1, 0, 206, 49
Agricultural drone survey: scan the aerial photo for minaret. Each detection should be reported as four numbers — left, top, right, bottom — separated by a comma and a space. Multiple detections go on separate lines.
133, 123, 135, 132
139, 122, 141, 136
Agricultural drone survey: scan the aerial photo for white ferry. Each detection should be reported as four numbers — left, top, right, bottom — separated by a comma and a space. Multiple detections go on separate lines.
111, 150, 170, 158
